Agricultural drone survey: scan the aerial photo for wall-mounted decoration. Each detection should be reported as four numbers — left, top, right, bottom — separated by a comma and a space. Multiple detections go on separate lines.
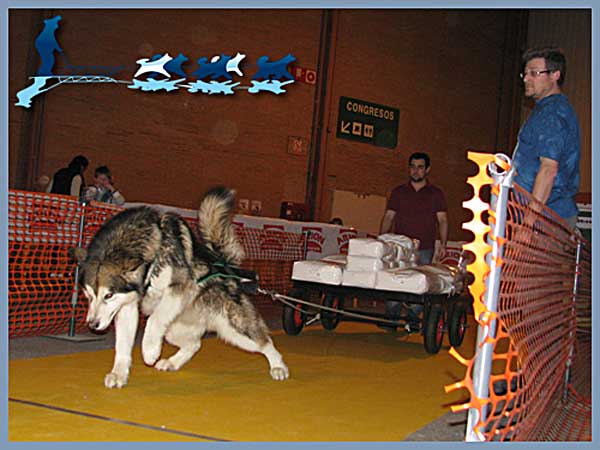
287, 136, 307, 155
15, 15, 299, 109
291, 65, 317, 85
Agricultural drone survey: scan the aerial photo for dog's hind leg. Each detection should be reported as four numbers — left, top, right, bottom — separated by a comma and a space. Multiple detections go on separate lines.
217, 321, 289, 381
105, 302, 139, 388
155, 320, 204, 371
142, 280, 198, 366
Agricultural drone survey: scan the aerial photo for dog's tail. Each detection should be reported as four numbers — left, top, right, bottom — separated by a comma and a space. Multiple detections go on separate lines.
198, 186, 244, 265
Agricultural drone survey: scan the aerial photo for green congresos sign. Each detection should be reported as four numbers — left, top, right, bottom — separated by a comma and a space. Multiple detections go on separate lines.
336, 96, 399, 149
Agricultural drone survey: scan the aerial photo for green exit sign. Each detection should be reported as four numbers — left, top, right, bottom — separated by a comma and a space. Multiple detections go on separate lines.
336, 96, 399, 149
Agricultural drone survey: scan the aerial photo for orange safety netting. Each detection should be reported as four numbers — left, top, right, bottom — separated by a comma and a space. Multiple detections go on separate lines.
238, 228, 306, 307
446, 153, 591, 441
8, 190, 306, 337
9, 191, 94, 337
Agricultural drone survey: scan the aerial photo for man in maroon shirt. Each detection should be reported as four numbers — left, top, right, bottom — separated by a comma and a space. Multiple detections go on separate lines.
379, 152, 448, 331
380, 152, 448, 262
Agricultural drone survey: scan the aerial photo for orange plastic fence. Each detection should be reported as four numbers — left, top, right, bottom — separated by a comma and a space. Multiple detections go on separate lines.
8, 191, 109, 337
239, 228, 306, 306
8, 190, 306, 337
447, 154, 591, 441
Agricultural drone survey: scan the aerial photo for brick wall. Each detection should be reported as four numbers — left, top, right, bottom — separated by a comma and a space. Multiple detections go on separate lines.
10, 9, 532, 243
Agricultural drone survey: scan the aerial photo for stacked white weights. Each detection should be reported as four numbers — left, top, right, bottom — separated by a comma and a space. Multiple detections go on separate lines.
291, 235, 462, 295
291, 259, 345, 285
342, 238, 398, 288
375, 264, 461, 295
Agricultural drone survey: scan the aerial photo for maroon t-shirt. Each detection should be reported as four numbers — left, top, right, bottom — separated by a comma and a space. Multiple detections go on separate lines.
387, 182, 447, 250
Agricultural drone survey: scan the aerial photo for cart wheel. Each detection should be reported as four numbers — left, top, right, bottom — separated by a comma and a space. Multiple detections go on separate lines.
321, 293, 344, 330
282, 288, 307, 335
424, 305, 445, 354
448, 302, 468, 347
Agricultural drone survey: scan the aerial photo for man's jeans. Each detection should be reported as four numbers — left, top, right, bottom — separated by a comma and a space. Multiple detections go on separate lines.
565, 215, 577, 229
385, 248, 434, 325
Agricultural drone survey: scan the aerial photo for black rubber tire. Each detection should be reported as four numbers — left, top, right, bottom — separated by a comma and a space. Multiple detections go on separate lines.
424, 305, 445, 354
448, 302, 468, 347
282, 288, 307, 336
321, 292, 344, 330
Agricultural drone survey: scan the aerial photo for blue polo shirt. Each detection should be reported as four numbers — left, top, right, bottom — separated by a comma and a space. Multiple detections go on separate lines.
512, 93, 581, 219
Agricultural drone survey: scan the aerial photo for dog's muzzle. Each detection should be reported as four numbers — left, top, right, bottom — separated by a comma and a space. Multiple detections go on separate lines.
87, 318, 102, 331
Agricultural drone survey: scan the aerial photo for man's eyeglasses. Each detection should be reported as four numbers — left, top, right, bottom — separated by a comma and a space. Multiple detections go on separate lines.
519, 69, 553, 80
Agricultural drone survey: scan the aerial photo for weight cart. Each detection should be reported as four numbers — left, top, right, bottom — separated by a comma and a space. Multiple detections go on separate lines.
278, 275, 470, 355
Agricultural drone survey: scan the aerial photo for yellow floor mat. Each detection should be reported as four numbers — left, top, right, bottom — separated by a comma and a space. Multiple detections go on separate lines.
9, 321, 476, 441
9, 401, 205, 442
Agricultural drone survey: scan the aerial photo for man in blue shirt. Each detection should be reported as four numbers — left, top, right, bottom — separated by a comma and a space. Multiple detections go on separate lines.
512, 47, 581, 228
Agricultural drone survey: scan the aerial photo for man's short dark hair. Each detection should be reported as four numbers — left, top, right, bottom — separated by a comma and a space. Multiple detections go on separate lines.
409, 152, 430, 168
522, 47, 566, 86
94, 165, 112, 178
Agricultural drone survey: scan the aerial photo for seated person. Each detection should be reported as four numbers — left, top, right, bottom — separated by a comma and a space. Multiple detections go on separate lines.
83, 165, 125, 206
46, 154, 89, 198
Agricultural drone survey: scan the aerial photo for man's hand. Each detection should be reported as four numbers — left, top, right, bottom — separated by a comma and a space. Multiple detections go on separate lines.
101, 178, 116, 193
434, 244, 446, 263
529, 197, 543, 213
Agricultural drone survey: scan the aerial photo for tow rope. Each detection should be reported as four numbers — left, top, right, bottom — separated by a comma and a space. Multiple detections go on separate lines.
257, 287, 414, 328
196, 258, 422, 330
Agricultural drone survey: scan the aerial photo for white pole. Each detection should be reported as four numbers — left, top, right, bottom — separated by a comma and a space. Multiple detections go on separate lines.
465, 154, 515, 441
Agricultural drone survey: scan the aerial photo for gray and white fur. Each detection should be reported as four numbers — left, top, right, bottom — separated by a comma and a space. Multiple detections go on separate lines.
74, 186, 289, 388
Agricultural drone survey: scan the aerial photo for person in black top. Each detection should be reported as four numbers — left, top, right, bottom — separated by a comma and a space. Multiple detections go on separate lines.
46, 155, 89, 197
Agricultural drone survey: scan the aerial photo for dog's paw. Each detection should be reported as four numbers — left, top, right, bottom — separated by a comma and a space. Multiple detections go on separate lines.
270, 365, 289, 381
142, 341, 161, 366
155, 358, 176, 371
104, 372, 128, 389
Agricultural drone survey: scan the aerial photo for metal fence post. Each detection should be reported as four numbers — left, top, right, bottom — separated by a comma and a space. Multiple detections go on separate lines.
42, 197, 103, 342
465, 154, 515, 441
302, 230, 310, 260
563, 238, 582, 401
67, 199, 87, 337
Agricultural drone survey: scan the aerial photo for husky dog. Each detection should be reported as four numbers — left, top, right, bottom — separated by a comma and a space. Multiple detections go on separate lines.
73, 187, 289, 388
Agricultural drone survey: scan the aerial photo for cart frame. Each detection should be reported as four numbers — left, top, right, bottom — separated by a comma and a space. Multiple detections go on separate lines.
279, 280, 469, 354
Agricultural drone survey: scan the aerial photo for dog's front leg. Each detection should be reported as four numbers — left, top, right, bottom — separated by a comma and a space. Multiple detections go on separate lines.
142, 284, 196, 366
105, 302, 139, 388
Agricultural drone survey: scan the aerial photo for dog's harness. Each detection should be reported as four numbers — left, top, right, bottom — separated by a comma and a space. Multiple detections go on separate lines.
195, 246, 259, 296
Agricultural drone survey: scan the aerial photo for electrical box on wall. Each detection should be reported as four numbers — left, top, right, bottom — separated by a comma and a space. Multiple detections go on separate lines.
250, 200, 262, 214
238, 199, 249, 212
